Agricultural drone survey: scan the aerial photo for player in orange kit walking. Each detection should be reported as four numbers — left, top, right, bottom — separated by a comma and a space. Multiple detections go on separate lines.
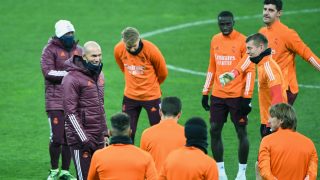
201, 11, 255, 180
140, 96, 185, 172
114, 27, 168, 143
87, 112, 157, 180
258, 103, 318, 180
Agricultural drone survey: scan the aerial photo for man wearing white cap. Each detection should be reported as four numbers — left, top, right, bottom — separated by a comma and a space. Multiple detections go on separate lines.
41, 19, 81, 180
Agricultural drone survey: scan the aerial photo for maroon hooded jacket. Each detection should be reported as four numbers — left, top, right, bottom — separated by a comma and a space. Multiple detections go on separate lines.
41, 37, 82, 111
62, 55, 107, 147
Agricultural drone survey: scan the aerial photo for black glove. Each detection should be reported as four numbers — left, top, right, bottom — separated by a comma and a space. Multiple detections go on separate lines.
240, 98, 252, 116
82, 140, 97, 153
202, 95, 210, 111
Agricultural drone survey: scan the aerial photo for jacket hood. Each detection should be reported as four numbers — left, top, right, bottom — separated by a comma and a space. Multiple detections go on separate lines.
64, 55, 90, 75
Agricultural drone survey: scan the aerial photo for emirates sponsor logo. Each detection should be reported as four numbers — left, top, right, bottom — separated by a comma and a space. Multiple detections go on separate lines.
124, 64, 145, 75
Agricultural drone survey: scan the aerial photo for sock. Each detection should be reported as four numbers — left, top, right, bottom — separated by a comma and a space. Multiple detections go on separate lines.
217, 162, 227, 176
237, 163, 247, 177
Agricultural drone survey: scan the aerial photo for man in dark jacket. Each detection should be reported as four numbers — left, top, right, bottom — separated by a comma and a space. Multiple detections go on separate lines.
62, 41, 108, 180
41, 19, 81, 180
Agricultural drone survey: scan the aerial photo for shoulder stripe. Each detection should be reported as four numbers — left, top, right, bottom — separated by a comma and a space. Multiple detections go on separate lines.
203, 72, 213, 92
48, 70, 68, 76
309, 57, 320, 71
241, 57, 251, 72
244, 72, 252, 96
264, 62, 275, 81
68, 114, 87, 142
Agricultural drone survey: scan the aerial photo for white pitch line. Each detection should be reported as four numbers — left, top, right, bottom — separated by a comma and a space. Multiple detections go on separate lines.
141, 8, 320, 89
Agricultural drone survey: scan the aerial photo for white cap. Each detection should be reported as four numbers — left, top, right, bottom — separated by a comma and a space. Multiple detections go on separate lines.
55, 20, 75, 38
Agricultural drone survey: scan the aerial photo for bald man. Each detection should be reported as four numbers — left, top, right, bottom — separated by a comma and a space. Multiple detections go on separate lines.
62, 41, 108, 180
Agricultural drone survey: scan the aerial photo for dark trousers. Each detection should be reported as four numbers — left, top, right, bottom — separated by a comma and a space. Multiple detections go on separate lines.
286, 89, 298, 105
70, 144, 104, 180
47, 110, 71, 170
122, 96, 161, 143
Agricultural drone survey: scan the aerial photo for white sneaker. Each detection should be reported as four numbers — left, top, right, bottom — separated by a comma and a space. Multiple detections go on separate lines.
235, 172, 246, 180
219, 173, 228, 180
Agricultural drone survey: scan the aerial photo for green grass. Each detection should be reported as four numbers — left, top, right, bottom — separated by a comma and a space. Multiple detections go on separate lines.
0, 0, 319, 179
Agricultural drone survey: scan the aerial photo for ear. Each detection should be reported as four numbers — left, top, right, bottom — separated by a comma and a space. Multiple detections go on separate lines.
129, 129, 132, 136
177, 112, 182, 119
159, 109, 163, 117
277, 10, 282, 18
108, 130, 112, 137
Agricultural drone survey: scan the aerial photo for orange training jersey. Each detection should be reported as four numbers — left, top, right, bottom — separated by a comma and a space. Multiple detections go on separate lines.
202, 30, 255, 98
114, 39, 168, 101
140, 119, 185, 172
258, 128, 318, 180
259, 20, 320, 94
257, 55, 287, 125
87, 144, 157, 180
159, 146, 218, 180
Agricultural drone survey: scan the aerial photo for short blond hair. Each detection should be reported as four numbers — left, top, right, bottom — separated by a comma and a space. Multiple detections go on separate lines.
121, 27, 140, 46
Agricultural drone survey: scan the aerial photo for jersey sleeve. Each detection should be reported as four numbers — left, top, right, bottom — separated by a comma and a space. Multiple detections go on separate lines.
150, 45, 168, 84
114, 43, 125, 73
87, 151, 100, 180
41, 45, 67, 83
145, 154, 158, 180
242, 54, 256, 98
307, 142, 318, 180
202, 39, 216, 95
286, 29, 320, 71
140, 130, 149, 151
258, 139, 277, 180
206, 160, 219, 179
62, 75, 90, 144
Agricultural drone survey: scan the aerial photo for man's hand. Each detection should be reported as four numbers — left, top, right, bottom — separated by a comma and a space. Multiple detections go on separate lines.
202, 95, 210, 111
240, 98, 252, 116
219, 72, 236, 86
83, 140, 97, 153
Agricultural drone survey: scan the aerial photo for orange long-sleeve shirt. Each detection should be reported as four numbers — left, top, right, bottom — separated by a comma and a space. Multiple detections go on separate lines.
202, 30, 255, 98
257, 55, 287, 125
159, 146, 218, 180
235, 20, 320, 94
140, 119, 186, 172
258, 128, 318, 180
87, 144, 157, 180
114, 39, 168, 101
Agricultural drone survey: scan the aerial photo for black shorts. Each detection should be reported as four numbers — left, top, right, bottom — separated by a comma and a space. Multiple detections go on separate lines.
210, 96, 248, 126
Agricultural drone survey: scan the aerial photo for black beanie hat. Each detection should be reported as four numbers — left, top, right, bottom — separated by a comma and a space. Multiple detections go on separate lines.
184, 117, 208, 154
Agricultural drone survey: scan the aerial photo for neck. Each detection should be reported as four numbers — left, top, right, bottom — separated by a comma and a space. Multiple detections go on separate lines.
161, 116, 179, 121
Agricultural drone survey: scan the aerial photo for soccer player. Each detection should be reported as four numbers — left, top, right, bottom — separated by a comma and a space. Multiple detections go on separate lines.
62, 41, 108, 180
140, 96, 186, 172
88, 112, 157, 180
41, 19, 81, 180
201, 11, 255, 180
220, 33, 287, 137
258, 103, 318, 180
114, 27, 168, 143
229, 0, 320, 105
159, 117, 218, 180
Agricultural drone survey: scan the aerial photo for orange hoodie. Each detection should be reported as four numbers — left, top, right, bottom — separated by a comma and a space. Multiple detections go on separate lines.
114, 39, 168, 101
